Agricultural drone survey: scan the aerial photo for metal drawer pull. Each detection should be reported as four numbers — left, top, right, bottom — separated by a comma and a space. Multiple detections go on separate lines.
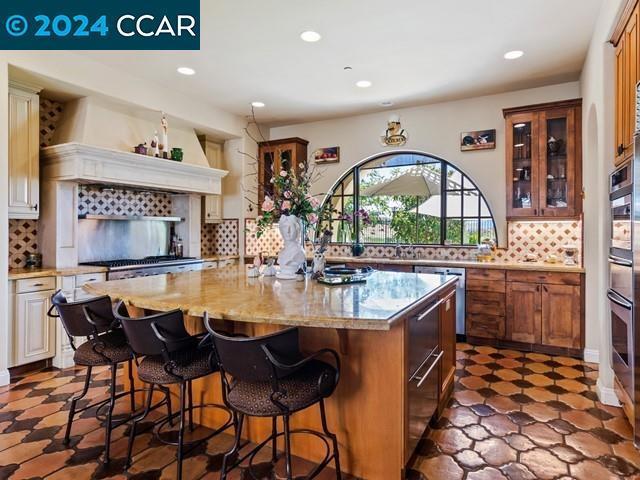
416, 350, 444, 388
32, 283, 44, 287
417, 299, 443, 321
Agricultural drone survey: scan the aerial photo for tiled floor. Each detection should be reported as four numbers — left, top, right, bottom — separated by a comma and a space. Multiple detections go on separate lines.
0, 366, 343, 480
406, 343, 640, 480
1, 344, 639, 479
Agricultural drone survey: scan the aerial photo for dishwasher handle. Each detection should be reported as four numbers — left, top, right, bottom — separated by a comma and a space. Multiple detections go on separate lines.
417, 299, 443, 321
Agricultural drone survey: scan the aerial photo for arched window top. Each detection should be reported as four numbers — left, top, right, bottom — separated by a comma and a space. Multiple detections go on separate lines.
320, 152, 497, 246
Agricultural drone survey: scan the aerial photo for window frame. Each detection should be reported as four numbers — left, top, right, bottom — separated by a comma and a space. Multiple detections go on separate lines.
319, 151, 498, 247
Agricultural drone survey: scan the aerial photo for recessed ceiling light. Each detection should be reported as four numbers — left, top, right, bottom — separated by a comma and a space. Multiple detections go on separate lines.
300, 31, 321, 42
177, 67, 196, 75
251, 101, 265, 108
381, 101, 393, 107
514, 123, 526, 128
504, 50, 524, 60
356, 80, 372, 88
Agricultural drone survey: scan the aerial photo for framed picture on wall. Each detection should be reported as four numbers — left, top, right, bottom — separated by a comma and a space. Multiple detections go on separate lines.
460, 129, 496, 151
313, 146, 340, 164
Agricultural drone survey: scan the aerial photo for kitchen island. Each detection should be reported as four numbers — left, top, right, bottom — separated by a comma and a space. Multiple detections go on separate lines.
85, 266, 458, 479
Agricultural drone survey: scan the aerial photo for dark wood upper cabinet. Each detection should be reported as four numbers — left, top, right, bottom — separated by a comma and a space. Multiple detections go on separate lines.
257, 137, 308, 213
503, 99, 582, 219
613, 0, 639, 166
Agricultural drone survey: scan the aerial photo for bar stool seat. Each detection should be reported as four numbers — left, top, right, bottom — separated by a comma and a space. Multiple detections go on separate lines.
137, 348, 215, 385
73, 330, 133, 366
227, 359, 337, 417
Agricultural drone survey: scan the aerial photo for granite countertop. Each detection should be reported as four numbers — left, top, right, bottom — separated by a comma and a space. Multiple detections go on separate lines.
8, 265, 109, 280
84, 265, 458, 331
201, 255, 240, 262
320, 255, 585, 273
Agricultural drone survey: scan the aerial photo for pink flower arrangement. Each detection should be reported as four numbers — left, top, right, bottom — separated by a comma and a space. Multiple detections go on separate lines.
261, 196, 275, 212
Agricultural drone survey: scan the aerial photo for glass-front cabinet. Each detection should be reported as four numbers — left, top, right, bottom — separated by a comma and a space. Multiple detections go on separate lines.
504, 100, 582, 219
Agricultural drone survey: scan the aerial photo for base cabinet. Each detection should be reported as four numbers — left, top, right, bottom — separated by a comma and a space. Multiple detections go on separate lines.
439, 289, 456, 407
541, 284, 581, 348
14, 289, 56, 366
506, 282, 542, 344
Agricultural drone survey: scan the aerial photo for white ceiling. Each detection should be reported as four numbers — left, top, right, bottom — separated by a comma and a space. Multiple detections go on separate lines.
81, 0, 603, 125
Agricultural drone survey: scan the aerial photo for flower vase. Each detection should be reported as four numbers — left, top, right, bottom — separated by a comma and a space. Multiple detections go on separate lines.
277, 214, 306, 280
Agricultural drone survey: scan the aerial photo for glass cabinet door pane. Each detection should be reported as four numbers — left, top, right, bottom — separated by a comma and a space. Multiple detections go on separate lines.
280, 149, 292, 172
511, 122, 533, 210
263, 151, 275, 199
545, 117, 568, 210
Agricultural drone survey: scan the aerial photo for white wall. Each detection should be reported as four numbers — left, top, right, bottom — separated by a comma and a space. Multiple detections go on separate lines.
270, 82, 580, 245
0, 63, 9, 385
580, 0, 626, 404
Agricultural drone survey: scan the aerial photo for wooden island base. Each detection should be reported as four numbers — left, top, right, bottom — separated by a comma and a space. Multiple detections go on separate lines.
124, 292, 455, 480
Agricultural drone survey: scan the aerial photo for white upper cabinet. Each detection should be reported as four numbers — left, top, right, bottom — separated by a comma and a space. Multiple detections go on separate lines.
199, 135, 224, 223
8, 82, 41, 219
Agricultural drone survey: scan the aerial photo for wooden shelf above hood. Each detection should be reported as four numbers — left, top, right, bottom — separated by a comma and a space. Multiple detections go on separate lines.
41, 142, 228, 195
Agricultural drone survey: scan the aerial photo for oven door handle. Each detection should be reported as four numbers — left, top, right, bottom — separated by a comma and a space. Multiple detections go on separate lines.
608, 255, 633, 267
607, 290, 633, 310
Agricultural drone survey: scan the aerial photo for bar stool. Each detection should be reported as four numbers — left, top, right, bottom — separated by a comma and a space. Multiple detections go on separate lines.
204, 319, 342, 480
114, 302, 233, 480
48, 291, 140, 463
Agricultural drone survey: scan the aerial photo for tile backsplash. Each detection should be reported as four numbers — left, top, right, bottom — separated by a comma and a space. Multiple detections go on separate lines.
244, 219, 582, 264
78, 185, 172, 217
9, 220, 39, 269
202, 219, 239, 257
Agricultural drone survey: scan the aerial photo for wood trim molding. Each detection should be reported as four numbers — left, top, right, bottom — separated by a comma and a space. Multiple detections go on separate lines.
40, 142, 228, 195
257, 136, 309, 147
503, 98, 583, 118
611, 0, 638, 45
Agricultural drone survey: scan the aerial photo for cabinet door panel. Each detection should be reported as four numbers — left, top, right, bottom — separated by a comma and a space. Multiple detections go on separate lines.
506, 282, 541, 344
506, 112, 540, 217
541, 284, 581, 348
16, 290, 55, 365
626, 5, 639, 153
8, 88, 39, 218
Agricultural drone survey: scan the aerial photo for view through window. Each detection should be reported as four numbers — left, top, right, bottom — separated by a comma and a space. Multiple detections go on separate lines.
321, 153, 497, 246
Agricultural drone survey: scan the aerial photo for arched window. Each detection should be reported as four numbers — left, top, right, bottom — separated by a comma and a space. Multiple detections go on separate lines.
320, 152, 497, 246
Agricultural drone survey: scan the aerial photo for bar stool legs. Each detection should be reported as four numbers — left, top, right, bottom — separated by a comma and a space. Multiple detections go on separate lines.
63, 365, 93, 445
320, 399, 342, 480
283, 415, 293, 480
220, 412, 244, 480
103, 364, 118, 463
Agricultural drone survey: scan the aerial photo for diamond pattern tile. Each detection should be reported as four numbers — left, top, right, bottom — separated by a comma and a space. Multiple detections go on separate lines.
407, 343, 639, 480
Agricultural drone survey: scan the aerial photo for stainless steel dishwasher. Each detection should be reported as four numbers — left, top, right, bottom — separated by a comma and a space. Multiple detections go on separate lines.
414, 266, 466, 335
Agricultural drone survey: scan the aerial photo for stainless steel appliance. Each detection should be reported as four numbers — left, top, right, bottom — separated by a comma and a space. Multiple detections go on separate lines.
414, 266, 465, 335
407, 297, 442, 456
610, 162, 633, 256
81, 255, 204, 280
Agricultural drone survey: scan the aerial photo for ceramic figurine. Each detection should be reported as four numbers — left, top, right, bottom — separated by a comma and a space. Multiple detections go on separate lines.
312, 251, 326, 279
276, 215, 306, 280
263, 257, 277, 276
161, 112, 169, 156
152, 131, 160, 157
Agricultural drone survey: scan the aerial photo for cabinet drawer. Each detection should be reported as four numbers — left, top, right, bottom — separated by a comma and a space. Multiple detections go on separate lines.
15, 276, 56, 293
75, 272, 107, 287
467, 314, 505, 339
467, 268, 505, 282
203, 261, 217, 269
506, 270, 581, 285
466, 278, 506, 293
466, 291, 505, 316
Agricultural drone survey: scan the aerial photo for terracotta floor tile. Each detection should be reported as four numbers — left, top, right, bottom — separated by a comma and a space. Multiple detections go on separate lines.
558, 392, 595, 410
503, 433, 536, 452
561, 409, 603, 430
490, 382, 521, 396
0, 430, 29, 452
523, 374, 554, 388
45, 462, 99, 480
493, 369, 521, 382
0, 395, 48, 412
467, 466, 509, 480
520, 448, 568, 479
556, 379, 589, 393
480, 415, 518, 437
462, 424, 492, 441
555, 366, 582, 379
11, 450, 74, 480
521, 422, 563, 447
447, 407, 479, 428
15, 402, 66, 421
467, 364, 493, 377
417, 454, 464, 480
459, 376, 490, 390
0, 388, 31, 404
596, 403, 626, 418
570, 459, 619, 480
499, 462, 537, 480
475, 437, 517, 466
454, 449, 485, 469
430, 428, 472, 454
522, 402, 560, 422
34, 377, 74, 390
453, 389, 485, 406
526, 352, 551, 362
159, 453, 209, 480
34, 411, 70, 429
495, 357, 522, 369
550, 444, 585, 463
526, 362, 552, 374
565, 431, 610, 459
613, 441, 640, 469
470, 354, 496, 365
485, 395, 520, 414
0, 439, 51, 466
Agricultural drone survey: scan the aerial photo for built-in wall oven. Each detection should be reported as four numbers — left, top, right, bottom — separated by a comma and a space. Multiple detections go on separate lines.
610, 161, 633, 257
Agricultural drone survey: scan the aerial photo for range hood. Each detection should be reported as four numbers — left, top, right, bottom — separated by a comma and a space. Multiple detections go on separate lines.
41, 142, 227, 195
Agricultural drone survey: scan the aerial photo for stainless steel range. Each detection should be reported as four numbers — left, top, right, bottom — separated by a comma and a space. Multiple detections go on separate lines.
81, 255, 204, 280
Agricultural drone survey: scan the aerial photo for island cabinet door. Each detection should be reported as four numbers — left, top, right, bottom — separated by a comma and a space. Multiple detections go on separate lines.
439, 289, 457, 402
541, 283, 581, 348
506, 282, 542, 344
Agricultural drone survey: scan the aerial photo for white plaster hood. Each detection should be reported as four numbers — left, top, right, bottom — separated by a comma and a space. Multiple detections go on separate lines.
40, 96, 227, 194
41, 142, 227, 195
